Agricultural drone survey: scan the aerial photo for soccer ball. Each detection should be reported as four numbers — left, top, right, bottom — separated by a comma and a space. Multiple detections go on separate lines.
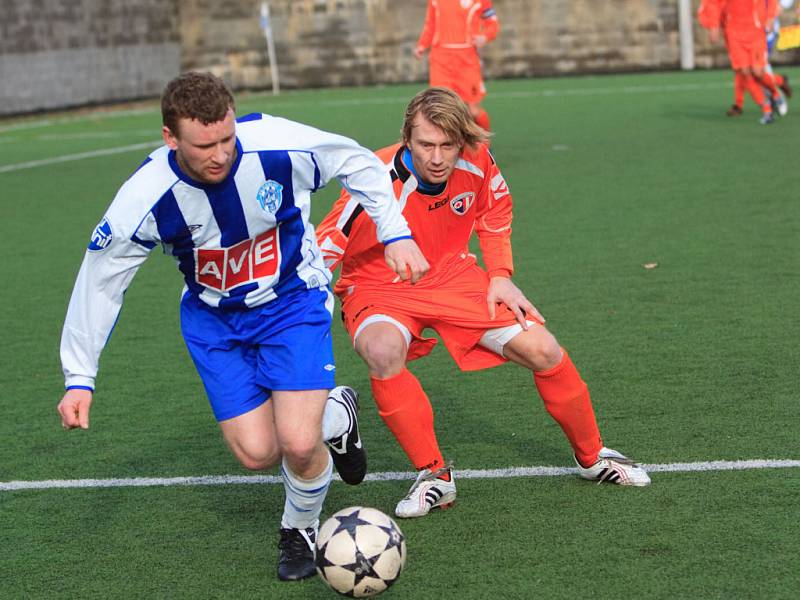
315, 506, 407, 597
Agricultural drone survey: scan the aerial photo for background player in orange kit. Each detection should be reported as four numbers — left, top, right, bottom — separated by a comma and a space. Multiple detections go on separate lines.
317, 88, 651, 519
414, 0, 499, 131
699, 0, 785, 123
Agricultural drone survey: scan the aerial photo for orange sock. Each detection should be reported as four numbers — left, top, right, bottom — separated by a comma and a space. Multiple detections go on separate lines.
745, 76, 770, 113
733, 72, 746, 108
772, 73, 786, 88
756, 72, 779, 98
533, 350, 603, 467
474, 108, 491, 132
371, 369, 446, 473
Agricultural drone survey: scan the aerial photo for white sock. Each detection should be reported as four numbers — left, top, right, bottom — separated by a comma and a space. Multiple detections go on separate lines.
321, 392, 349, 442
280, 454, 333, 530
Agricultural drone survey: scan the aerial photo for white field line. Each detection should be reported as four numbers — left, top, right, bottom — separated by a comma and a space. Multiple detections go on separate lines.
0, 140, 161, 174
0, 80, 731, 134
2, 459, 797, 492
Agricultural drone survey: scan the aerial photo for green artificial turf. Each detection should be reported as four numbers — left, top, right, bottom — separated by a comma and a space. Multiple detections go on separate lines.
1, 69, 798, 598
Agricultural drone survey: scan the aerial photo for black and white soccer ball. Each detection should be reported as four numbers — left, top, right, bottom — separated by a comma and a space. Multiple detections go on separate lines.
315, 506, 407, 598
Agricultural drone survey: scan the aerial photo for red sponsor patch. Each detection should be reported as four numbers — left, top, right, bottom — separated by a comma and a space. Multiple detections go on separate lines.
195, 229, 279, 291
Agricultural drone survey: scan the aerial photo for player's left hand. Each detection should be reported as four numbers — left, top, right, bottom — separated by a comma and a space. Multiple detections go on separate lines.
384, 238, 430, 284
487, 276, 544, 329
472, 34, 488, 48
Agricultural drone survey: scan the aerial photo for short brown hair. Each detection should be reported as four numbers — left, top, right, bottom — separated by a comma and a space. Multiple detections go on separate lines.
161, 72, 235, 136
401, 87, 489, 149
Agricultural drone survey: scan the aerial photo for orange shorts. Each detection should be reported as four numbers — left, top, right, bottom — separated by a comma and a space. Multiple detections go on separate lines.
428, 47, 486, 104
725, 30, 767, 71
339, 265, 535, 371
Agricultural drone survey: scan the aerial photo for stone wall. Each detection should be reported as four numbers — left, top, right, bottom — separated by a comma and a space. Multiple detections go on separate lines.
0, 0, 180, 115
179, 0, 799, 88
1, 0, 798, 115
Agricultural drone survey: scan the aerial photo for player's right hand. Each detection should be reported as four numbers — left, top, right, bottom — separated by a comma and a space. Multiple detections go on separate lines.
708, 28, 721, 44
413, 46, 426, 60
384, 238, 430, 284
58, 388, 93, 430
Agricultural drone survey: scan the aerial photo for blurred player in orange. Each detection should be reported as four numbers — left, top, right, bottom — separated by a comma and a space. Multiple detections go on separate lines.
317, 88, 651, 519
699, 0, 785, 123
763, 0, 796, 115
414, 0, 499, 131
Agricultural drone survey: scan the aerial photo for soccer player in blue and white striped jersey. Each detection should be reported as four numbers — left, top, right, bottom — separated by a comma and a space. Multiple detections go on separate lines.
57, 72, 428, 581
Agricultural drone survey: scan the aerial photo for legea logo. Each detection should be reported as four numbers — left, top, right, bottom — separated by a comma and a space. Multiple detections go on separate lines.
195, 229, 280, 292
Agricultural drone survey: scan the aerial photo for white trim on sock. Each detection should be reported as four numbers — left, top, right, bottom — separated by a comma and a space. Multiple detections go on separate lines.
280, 454, 333, 530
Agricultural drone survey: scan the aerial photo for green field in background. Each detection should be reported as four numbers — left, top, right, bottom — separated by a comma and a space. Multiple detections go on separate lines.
1, 69, 798, 598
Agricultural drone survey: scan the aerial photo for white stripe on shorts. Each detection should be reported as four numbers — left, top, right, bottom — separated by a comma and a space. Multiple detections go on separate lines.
479, 320, 536, 357
352, 314, 412, 348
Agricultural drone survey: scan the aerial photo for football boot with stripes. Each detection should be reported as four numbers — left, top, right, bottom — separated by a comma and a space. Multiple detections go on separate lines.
325, 386, 367, 485
395, 466, 456, 518
576, 447, 651, 486
277, 527, 316, 581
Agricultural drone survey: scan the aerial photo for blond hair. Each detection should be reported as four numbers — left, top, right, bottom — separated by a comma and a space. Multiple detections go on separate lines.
401, 87, 489, 149
161, 72, 235, 136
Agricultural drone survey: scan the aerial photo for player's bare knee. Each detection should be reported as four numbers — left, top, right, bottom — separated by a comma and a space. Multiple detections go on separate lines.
280, 439, 319, 471
234, 446, 279, 471
358, 337, 406, 378
506, 328, 562, 371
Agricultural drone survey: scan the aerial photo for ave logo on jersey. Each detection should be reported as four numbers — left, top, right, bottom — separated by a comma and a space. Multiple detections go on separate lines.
256, 180, 283, 213
88, 218, 113, 252
195, 228, 280, 292
450, 192, 475, 216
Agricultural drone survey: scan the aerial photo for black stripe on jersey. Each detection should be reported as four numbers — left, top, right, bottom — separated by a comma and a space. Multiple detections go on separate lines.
393, 146, 412, 183
341, 147, 403, 236
341, 205, 365, 237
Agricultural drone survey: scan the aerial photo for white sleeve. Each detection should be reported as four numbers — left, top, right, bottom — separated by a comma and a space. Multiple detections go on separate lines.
60, 210, 153, 390
271, 118, 411, 243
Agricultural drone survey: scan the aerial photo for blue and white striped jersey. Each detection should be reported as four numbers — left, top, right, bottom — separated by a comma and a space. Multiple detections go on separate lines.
61, 113, 411, 390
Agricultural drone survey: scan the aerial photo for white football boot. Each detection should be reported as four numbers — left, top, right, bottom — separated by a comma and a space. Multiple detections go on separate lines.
395, 466, 456, 518
576, 447, 651, 486
773, 90, 789, 117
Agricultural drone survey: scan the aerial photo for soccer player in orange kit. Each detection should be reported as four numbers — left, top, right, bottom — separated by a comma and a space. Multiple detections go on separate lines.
414, 0, 499, 131
699, 0, 788, 123
317, 88, 651, 519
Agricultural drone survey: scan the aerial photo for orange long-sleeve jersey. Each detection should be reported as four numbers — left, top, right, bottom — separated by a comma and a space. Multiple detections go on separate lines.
698, 0, 777, 34
317, 143, 513, 295
417, 0, 499, 50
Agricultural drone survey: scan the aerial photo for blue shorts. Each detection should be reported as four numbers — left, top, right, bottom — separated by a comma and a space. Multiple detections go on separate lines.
180, 287, 336, 421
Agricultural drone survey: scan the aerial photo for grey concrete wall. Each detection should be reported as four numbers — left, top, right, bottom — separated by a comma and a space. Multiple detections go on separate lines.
0, 0, 180, 114
1, 0, 798, 115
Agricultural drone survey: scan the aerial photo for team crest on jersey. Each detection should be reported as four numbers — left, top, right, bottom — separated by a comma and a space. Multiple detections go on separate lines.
88, 218, 113, 252
450, 192, 475, 216
460, 0, 472, 8
257, 180, 283, 213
